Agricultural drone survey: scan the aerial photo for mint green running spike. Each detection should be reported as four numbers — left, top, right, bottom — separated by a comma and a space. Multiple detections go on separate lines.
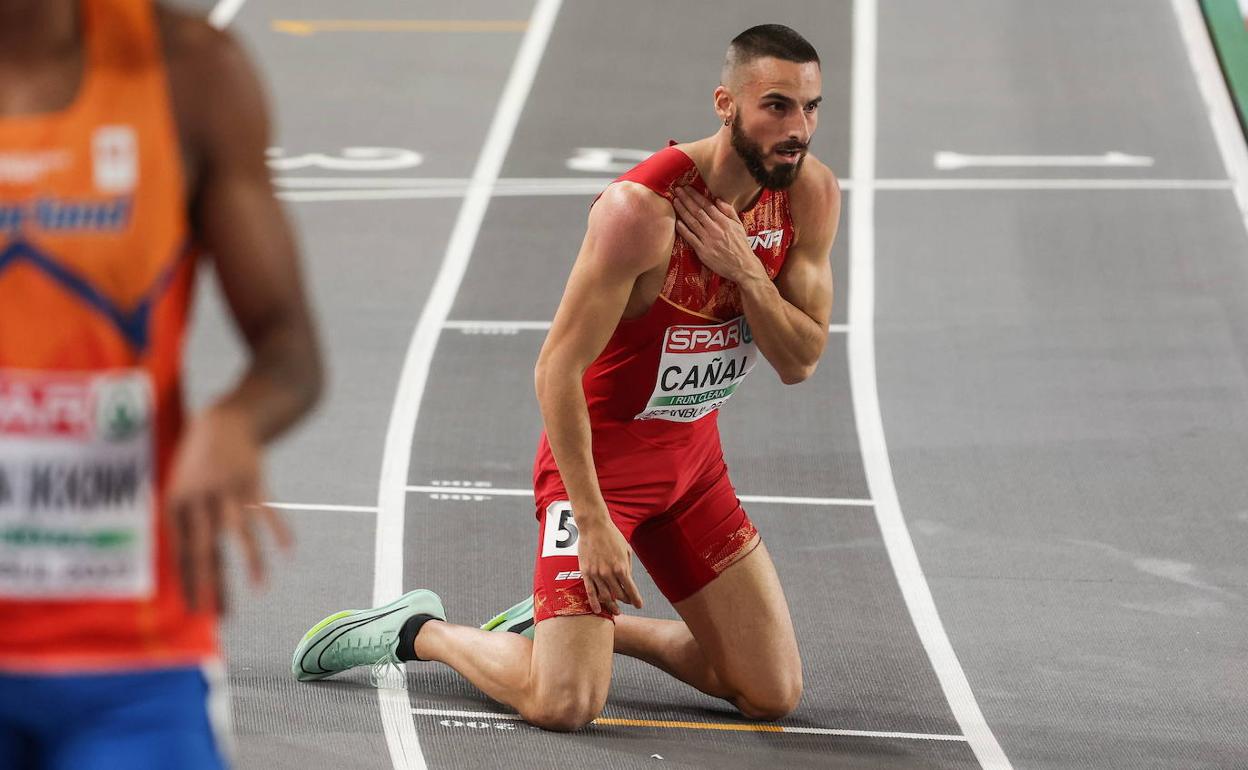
480, 595, 535, 640
291, 589, 445, 683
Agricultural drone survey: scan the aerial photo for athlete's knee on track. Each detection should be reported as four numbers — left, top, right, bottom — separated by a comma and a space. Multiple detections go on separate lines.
523, 688, 606, 732
732, 672, 803, 722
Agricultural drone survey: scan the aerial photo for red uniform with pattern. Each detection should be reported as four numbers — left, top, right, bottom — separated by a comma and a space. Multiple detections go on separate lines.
532, 145, 796, 622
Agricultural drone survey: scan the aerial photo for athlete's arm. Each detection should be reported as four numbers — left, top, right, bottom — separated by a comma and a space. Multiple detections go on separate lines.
535, 182, 671, 615
671, 164, 839, 384
161, 10, 324, 611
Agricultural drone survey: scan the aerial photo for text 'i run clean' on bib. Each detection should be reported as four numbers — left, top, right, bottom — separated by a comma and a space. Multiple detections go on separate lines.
635, 316, 757, 423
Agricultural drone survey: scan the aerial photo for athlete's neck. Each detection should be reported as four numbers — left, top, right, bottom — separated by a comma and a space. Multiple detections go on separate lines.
0, 1, 79, 64
682, 131, 765, 213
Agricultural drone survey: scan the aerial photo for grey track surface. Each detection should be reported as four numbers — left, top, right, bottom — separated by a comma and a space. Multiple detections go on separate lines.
175, 0, 1248, 768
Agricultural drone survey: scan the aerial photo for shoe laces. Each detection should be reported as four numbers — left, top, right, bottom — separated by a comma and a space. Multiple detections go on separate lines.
369, 655, 406, 690
324, 630, 403, 688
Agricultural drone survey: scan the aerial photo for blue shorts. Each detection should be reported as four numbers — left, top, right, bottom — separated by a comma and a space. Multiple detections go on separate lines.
0, 665, 229, 770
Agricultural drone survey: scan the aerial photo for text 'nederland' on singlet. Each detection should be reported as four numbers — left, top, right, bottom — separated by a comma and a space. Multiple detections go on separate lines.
0, 0, 213, 672
581, 144, 796, 438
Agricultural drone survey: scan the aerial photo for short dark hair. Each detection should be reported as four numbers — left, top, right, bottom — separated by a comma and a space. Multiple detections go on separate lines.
724, 24, 820, 77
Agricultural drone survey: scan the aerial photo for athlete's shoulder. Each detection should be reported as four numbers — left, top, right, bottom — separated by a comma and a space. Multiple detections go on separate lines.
616, 145, 697, 197
155, 4, 269, 184
787, 154, 842, 239
155, 3, 247, 76
586, 181, 675, 273
594, 180, 675, 221
591, 181, 675, 236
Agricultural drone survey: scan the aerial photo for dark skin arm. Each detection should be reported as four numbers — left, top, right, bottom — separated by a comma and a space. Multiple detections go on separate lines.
159, 7, 323, 612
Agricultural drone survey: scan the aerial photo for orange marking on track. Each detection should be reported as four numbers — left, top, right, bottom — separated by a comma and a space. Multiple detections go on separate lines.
592, 717, 784, 733
271, 19, 529, 36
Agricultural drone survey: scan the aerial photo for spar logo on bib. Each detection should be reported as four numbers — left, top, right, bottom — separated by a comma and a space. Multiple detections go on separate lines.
635, 316, 758, 423
0, 373, 150, 443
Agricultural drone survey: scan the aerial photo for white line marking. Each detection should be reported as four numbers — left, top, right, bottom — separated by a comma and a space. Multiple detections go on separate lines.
279, 188, 470, 202
275, 176, 1234, 202
207, 0, 247, 28
443, 320, 553, 332
274, 176, 614, 189
371, 2, 562, 767
934, 151, 1154, 169
413, 707, 525, 721
277, 181, 609, 202
876, 178, 1231, 191
780, 726, 966, 742
1171, 0, 1248, 236
851, 2, 1012, 768
738, 494, 872, 507
267, 148, 424, 172
266, 502, 379, 513
405, 484, 872, 507
410, 707, 966, 741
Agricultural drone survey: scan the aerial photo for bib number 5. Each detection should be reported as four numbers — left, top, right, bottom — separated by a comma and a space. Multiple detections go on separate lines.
541, 501, 579, 557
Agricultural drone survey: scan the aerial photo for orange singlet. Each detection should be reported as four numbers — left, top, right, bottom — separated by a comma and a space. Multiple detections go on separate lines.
0, 0, 213, 672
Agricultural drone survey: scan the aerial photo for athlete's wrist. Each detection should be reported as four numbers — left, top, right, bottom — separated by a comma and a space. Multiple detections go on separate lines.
734, 264, 775, 296
571, 502, 612, 528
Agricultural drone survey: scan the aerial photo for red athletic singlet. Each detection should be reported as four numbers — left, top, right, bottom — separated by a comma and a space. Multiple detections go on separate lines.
0, 0, 212, 672
556, 144, 793, 442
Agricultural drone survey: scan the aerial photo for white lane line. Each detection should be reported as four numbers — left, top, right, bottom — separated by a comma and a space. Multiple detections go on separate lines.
275, 177, 1233, 203
414, 707, 524, 721
738, 493, 872, 507
207, 0, 247, 28
405, 484, 873, 507
1171, 0, 1248, 236
267, 502, 379, 513
850, 1, 1010, 768
443, 320, 852, 333
876, 178, 1232, 191
275, 176, 614, 189
443, 320, 553, 332
411, 707, 966, 741
934, 151, 1154, 170
276, 177, 471, 189
371, 2, 562, 768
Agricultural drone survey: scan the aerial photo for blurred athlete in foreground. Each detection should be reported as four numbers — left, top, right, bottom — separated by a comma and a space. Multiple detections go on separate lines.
294, 24, 838, 731
0, 1, 322, 766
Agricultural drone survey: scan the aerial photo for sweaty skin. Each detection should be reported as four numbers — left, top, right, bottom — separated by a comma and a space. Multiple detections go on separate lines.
0, 2, 324, 613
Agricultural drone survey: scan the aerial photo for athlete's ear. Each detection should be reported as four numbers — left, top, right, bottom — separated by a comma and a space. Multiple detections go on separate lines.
714, 84, 735, 127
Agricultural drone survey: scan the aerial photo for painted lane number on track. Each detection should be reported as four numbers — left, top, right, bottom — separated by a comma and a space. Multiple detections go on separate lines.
266, 147, 424, 171
438, 720, 517, 730
266, 146, 655, 174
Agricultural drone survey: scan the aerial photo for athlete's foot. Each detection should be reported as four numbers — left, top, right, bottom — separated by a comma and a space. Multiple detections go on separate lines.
481, 595, 536, 640
291, 589, 446, 682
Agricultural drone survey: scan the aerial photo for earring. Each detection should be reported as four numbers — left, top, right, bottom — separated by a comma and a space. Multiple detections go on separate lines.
723, 117, 730, 126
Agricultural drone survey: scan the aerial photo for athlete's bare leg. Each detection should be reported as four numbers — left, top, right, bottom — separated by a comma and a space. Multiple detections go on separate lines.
614, 540, 802, 720
413, 614, 614, 731
613, 615, 730, 698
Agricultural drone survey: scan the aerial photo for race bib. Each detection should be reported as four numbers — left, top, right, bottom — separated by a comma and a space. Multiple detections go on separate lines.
541, 501, 580, 558
0, 369, 156, 599
635, 316, 757, 423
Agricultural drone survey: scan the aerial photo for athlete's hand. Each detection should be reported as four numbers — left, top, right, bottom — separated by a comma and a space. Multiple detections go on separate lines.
576, 512, 644, 616
672, 185, 766, 285
165, 404, 292, 614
